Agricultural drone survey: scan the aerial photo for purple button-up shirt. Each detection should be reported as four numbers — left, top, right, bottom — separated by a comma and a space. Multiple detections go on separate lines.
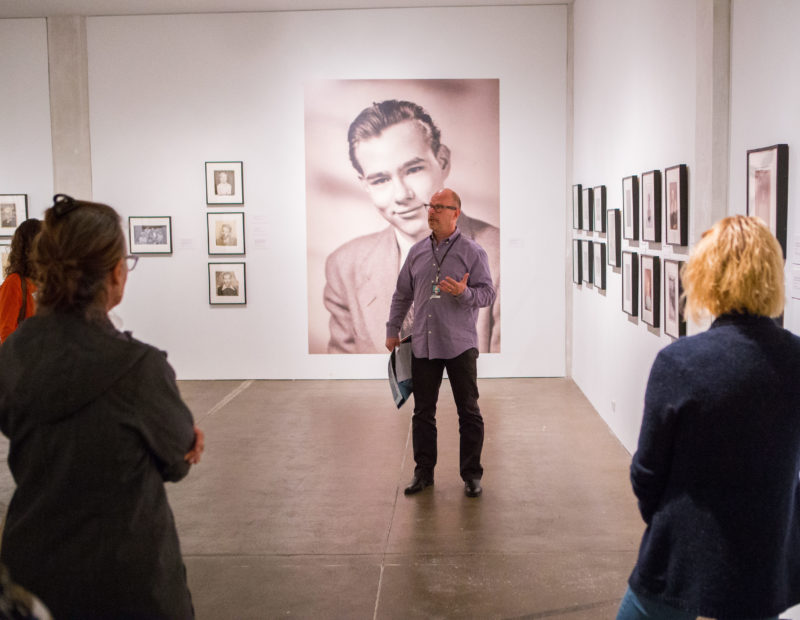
386, 228, 496, 360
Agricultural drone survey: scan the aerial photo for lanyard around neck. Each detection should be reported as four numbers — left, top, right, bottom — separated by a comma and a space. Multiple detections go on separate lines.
430, 234, 458, 278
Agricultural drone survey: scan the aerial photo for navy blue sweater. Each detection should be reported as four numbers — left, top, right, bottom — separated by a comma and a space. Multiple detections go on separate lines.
629, 313, 800, 618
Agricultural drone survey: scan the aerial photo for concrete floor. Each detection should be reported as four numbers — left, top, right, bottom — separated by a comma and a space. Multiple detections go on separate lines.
0, 378, 644, 619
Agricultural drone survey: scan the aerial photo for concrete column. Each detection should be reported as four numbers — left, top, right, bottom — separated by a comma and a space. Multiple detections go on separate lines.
694, 0, 731, 240
47, 16, 93, 199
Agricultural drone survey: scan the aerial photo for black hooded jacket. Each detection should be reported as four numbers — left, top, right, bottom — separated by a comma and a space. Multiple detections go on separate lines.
0, 313, 195, 619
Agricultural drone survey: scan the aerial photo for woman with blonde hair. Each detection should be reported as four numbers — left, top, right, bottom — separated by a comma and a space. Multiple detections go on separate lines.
0, 195, 203, 619
617, 215, 800, 620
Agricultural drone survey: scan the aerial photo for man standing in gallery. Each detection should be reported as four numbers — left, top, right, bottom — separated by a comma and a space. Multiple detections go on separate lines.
386, 188, 495, 498
323, 99, 500, 354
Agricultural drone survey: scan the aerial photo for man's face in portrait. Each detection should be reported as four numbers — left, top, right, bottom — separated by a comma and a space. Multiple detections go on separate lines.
354, 120, 450, 240
222, 272, 232, 287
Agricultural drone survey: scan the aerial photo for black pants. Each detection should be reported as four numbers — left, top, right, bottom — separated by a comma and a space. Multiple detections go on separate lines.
411, 348, 484, 481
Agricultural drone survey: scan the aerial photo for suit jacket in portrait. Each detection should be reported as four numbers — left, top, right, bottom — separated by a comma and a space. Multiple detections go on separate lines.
323, 212, 500, 354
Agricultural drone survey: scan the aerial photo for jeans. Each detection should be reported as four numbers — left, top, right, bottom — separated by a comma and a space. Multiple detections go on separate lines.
616, 586, 779, 620
410, 348, 483, 481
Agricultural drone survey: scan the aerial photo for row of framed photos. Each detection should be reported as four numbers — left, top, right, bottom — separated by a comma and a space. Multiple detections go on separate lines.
0, 194, 28, 236
129, 212, 246, 255
572, 239, 685, 339
573, 164, 688, 246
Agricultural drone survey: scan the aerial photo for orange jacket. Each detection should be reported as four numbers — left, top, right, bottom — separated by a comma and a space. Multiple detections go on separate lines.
0, 273, 36, 342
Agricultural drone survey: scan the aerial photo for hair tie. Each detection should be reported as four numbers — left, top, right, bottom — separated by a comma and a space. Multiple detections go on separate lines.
52, 194, 80, 218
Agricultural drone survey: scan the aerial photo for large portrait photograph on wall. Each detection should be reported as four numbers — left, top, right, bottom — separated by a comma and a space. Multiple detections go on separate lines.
305, 79, 500, 354
747, 144, 788, 256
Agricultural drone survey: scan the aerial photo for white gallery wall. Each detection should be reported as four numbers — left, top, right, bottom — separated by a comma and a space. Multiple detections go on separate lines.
729, 0, 800, 336
571, 0, 698, 452
0, 19, 53, 218
83, 5, 567, 380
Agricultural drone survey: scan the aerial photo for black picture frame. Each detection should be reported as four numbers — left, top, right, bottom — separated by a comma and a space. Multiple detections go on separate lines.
205, 161, 244, 205
0, 194, 28, 237
128, 216, 173, 254
593, 242, 606, 290
622, 175, 639, 240
572, 239, 582, 284
665, 164, 688, 246
607, 209, 621, 267
746, 144, 789, 257
663, 259, 686, 338
572, 184, 582, 230
641, 170, 662, 243
622, 251, 638, 316
208, 262, 247, 305
581, 187, 594, 232
641, 254, 661, 329
582, 239, 592, 284
593, 185, 606, 232
207, 211, 246, 255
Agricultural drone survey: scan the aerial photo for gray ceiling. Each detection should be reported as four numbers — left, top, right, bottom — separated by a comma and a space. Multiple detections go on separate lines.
0, 0, 566, 19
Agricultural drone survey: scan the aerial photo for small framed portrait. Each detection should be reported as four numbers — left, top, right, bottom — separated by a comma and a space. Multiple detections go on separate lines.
128, 216, 173, 254
663, 259, 686, 338
572, 184, 582, 230
206, 161, 244, 205
665, 164, 688, 246
640, 254, 661, 328
746, 144, 789, 257
572, 239, 582, 284
207, 212, 245, 255
209, 262, 246, 305
622, 175, 639, 240
0, 239, 10, 274
582, 239, 592, 284
607, 209, 621, 268
0, 195, 28, 236
622, 251, 639, 317
592, 241, 606, 290
641, 170, 662, 243
581, 186, 594, 232
593, 185, 606, 232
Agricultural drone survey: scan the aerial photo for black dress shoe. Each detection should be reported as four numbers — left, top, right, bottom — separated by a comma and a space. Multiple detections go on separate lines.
464, 479, 482, 497
404, 476, 433, 495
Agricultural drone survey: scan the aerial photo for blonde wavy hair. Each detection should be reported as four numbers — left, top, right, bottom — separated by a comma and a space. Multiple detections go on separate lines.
682, 215, 785, 321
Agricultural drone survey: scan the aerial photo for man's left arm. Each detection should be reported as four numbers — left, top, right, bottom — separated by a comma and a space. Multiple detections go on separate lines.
439, 246, 496, 308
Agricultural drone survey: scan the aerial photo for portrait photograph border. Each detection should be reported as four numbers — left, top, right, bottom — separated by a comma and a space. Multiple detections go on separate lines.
663, 259, 686, 339
207, 211, 246, 255
582, 239, 593, 284
593, 185, 607, 233
622, 175, 639, 240
0, 194, 28, 237
640, 254, 661, 329
641, 170, 662, 243
622, 250, 639, 317
581, 186, 594, 232
746, 143, 789, 257
208, 262, 247, 305
128, 216, 173, 254
665, 164, 688, 246
572, 184, 582, 230
593, 241, 606, 290
572, 239, 582, 284
607, 209, 621, 267
205, 161, 244, 205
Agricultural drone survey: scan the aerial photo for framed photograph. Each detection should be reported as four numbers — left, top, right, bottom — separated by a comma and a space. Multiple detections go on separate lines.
641, 254, 661, 328
128, 216, 172, 254
607, 209, 621, 268
572, 184, 582, 229
0, 194, 28, 236
582, 239, 592, 284
622, 251, 638, 316
581, 186, 594, 232
207, 212, 245, 255
622, 176, 639, 240
663, 259, 686, 338
593, 185, 606, 232
206, 161, 244, 205
209, 262, 246, 305
641, 170, 662, 242
665, 164, 688, 246
572, 239, 582, 284
0, 239, 10, 274
747, 144, 789, 257
593, 242, 606, 290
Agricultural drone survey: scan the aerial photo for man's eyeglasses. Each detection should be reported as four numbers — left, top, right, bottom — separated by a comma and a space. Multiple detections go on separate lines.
125, 255, 139, 271
424, 203, 457, 213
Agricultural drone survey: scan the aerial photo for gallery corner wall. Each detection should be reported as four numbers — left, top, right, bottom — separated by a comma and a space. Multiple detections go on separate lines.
571, 0, 800, 454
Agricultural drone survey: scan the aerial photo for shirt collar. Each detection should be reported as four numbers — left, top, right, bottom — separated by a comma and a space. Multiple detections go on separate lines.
430, 227, 461, 245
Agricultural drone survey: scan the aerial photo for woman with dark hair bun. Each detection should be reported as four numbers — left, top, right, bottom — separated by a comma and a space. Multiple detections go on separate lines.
0, 218, 42, 342
0, 195, 203, 619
